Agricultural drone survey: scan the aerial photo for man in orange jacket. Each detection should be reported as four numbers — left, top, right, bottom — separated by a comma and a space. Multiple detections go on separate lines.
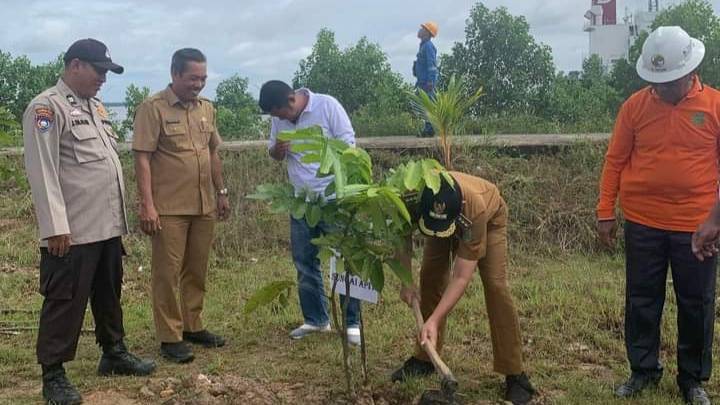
597, 26, 719, 405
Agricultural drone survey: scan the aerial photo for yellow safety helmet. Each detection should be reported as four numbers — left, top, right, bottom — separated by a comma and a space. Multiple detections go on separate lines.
421, 21, 439, 38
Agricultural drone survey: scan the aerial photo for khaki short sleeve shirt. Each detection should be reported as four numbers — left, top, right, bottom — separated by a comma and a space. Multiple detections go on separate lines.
449, 171, 504, 261
132, 87, 222, 215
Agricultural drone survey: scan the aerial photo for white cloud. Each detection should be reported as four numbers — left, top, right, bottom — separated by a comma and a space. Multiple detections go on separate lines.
2, 0, 719, 101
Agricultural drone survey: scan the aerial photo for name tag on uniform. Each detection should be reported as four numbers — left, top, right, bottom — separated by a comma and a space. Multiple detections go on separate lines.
164, 120, 185, 134
71, 119, 90, 126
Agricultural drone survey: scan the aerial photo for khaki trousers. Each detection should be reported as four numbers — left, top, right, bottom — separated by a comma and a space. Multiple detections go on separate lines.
151, 214, 215, 343
401, 202, 524, 375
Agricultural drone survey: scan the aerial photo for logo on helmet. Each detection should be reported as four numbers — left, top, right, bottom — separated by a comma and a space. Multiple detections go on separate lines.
430, 201, 448, 220
651, 54, 665, 69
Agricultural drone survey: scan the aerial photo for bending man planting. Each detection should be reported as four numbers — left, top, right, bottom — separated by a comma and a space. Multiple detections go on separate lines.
392, 171, 535, 405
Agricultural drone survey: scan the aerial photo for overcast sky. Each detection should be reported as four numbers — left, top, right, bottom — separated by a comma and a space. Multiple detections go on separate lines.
2, 0, 716, 102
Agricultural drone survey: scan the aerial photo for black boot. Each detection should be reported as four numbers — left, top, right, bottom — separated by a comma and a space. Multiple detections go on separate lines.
615, 371, 662, 398
183, 329, 226, 348
42, 364, 82, 405
505, 373, 536, 405
97, 340, 156, 376
390, 357, 435, 382
160, 341, 195, 364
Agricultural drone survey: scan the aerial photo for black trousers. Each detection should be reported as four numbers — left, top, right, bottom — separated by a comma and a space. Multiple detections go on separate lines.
624, 221, 716, 387
36, 237, 125, 365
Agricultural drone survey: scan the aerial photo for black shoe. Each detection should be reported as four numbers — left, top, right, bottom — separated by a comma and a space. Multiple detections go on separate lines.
615, 371, 662, 398
160, 341, 195, 364
41, 364, 82, 405
505, 373, 536, 404
183, 330, 226, 348
681, 385, 711, 405
98, 340, 156, 376
390, 357, 435, 382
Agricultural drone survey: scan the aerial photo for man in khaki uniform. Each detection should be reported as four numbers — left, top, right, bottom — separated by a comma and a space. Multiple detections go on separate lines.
391, 172, 535, 405
133, 48, 229, 364
23, 38, 155, 405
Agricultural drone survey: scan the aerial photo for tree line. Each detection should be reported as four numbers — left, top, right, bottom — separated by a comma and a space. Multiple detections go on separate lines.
0, 0, 718, 145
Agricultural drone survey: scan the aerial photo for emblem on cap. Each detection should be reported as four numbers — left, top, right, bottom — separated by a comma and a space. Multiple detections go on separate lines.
429, 201, 448, 220
651, 54, 665, 69
105, 49, 111, 59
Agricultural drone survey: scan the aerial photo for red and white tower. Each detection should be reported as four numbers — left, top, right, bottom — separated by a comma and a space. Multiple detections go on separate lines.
584, 0, 631, 68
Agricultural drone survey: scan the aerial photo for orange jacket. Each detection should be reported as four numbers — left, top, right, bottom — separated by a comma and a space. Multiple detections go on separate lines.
597, 78, 720, 232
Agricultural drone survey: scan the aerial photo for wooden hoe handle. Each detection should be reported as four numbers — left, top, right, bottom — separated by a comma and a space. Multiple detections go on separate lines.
411, 298, 457, 382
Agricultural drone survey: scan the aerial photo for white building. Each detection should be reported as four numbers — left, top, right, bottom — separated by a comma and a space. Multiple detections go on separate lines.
584, 0, 661, 68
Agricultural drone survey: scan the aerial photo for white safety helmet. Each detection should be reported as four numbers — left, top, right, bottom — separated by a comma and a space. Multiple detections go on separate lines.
636, 26, 705, 83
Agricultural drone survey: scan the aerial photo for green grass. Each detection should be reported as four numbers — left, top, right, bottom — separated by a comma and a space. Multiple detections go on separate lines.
0, 146, 714, 404
0, 197, 714, 404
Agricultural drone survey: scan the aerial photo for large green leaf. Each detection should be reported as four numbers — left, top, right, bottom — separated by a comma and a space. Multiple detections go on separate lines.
306, 204, 323, 227
387, 258, 413, 286
327, 138, 352, 152
368, 202, 386, 234
368, 259, 385, 292
319, 142, 333, 174
403, 161, 423, 191
291, 200, 307, 220
277, 126, 323, 141
318, 247, 334, 264
291, 143, 323, 153
440, 170, 455, 188
379, 188, 411, 223
300, 152, 322, 163
422, 160, 441, 194
247, 183, 296, 202
342, 184, 371, 196
243, 280, 296, 315
332, 157, 346, 198
335, 256, 345, 275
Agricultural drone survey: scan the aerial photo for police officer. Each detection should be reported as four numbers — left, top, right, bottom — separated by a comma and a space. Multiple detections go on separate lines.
133, 48, 229, 363
23, 38, 155, 405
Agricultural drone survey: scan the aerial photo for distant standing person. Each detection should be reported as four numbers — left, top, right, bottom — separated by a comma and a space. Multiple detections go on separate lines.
413, 21, 439, 137
597, 26, 718, 405
133, 48, 230, 364
258, 80, 362, 345
23, 38, 155, 405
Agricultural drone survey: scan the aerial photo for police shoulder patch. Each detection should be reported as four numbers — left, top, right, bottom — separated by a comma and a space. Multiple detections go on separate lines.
34, 106, 55, 133
96, 102, 109, 119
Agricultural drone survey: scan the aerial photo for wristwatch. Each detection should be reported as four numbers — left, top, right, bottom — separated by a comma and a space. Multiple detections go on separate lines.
217, 188, 228, 196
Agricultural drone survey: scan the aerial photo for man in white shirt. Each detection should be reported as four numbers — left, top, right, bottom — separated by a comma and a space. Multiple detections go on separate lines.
259, 80, 361, 344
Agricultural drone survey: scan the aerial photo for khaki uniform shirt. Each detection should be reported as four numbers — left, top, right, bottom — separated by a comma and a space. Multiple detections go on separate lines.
23, 79, 128, 246
449, 171, 503, 261
132, 87, 221, 215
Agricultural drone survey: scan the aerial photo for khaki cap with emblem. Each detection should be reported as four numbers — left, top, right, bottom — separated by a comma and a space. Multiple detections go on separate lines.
63, 38, 124, 74
418, 175, 462, 238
